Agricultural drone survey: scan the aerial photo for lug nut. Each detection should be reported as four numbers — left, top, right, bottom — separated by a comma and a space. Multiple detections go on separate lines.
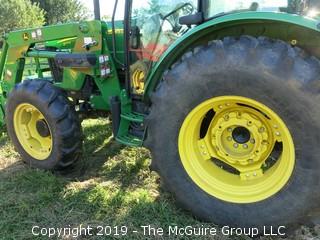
276, 132, 281, 136
233, 143, 239, 148
227, 136, 232, 141
259, 127, 265, 133
250, 139, 255, 144
243, 144, 248, 149
228, 128, 232, 132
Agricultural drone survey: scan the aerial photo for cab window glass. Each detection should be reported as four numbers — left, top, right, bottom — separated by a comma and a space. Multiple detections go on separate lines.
129, 0, 197, 94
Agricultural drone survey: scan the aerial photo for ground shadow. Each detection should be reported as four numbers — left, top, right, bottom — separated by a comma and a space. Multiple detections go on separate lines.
0, 118, 126, 180
56, 119, 126, 180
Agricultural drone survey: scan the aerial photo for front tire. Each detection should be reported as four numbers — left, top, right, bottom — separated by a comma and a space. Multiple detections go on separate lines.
145, 36, 320, 228
6, 80, 82, 170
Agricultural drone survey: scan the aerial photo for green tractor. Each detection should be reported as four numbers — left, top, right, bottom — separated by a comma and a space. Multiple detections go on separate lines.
1, 0, 320, 231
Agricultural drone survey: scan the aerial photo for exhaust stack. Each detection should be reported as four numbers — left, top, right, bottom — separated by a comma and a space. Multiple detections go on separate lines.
93, 0, 101, 20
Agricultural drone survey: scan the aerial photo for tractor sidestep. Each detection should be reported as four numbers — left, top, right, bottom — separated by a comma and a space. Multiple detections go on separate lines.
116, 134, 143, 147
115, 111, 144, 147
120, 111, 144, 123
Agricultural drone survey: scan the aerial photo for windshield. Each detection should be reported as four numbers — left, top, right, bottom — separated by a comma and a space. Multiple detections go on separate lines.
205, 0, 289, 19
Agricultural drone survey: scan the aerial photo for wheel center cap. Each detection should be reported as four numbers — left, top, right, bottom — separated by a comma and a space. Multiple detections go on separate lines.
36, 119, 50, 138
232, 127, 251, 144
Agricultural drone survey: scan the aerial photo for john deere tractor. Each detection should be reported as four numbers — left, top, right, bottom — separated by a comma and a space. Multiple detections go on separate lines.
1, 0, 320, 231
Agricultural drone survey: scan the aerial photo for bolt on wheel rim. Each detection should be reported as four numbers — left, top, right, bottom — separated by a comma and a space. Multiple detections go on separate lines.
179, 96, 295, 203
14, 103, 53, 160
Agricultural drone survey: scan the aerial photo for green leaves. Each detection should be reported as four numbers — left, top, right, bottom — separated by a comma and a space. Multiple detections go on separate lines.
0, 0, 45, 34
0, 0, 90, 34
31, 0, 89, 25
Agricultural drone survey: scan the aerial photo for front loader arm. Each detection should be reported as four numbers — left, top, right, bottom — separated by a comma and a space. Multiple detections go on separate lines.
0, 21, 105, 127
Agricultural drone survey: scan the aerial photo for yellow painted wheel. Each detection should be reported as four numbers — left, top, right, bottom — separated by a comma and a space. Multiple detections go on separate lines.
130, 60, 148, 94
14, 103, 52, 160
132, 69, 145, 94
6, 80, 82, 170
179, 96, 295, 203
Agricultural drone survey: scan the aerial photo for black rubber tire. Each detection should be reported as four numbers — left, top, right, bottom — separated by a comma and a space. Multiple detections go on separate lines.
145, 36, 320, 229
6, 79, 82, 170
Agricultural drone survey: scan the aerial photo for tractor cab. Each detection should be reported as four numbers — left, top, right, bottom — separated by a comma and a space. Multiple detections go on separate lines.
128, 0, 197, 93
125, 0, 319, 95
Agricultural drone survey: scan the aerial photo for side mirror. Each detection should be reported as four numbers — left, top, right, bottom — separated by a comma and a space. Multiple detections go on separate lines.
179, 12, 203, 26
130, 26, 141, 49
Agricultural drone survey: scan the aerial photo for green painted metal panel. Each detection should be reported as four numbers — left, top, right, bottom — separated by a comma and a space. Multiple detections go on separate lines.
26, 51, 59, 58
144, 11, 320, 99
45, 37, 77, 50
0, 80, 5, 126
55, 70, 87, 91
0, 104, 4, 127
6, 21, 100, 47
0, 42, 8, 84
90, 95, 108, 110
105, 20, 125, 69
0, 19, 123, 125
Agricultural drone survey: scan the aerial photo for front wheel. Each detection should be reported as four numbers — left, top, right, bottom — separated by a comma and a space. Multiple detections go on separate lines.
6, 80, 82, 170
145, 36, 320, 228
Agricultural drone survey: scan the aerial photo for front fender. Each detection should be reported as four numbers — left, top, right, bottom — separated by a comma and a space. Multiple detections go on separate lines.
144, 11, 320, 100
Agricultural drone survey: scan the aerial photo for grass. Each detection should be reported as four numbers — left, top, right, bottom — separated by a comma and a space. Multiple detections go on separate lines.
0, 118, 319, 240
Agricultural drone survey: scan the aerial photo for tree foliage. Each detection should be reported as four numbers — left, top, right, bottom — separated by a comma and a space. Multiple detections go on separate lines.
0, 0, 45, 34
31, 0, 89, 25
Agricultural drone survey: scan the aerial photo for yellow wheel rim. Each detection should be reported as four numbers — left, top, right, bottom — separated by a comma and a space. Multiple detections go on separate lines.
132, 69, 145, 94
179, 96, 295, 203
14, 103, 52, 160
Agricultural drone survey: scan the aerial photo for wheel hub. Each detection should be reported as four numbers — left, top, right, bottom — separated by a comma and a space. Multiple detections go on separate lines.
36, 119, 50, 138
232, 127, 250, 144
211, 111, 271, 166
179, 96, 295, 203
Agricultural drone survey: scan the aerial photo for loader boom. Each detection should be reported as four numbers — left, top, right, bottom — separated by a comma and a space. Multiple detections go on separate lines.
0, 20, 124, 127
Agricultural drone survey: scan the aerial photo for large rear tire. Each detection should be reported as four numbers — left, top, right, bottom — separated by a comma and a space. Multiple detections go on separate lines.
145, 36, 320, 229
6, 80, 82, 170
